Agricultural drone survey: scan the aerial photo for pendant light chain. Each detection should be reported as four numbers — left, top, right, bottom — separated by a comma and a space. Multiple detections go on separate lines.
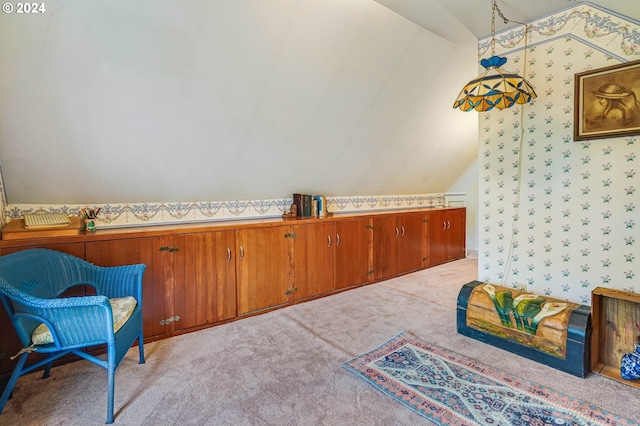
491, 1, 511, 57
491, 1, 496, 56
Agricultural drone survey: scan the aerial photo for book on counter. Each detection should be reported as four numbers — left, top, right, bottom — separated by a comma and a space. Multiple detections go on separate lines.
293, 193, 311, 218
293, 193, 303, 218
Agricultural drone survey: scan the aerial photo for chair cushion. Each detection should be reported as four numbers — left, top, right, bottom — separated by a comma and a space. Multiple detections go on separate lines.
31, 296, 138, 345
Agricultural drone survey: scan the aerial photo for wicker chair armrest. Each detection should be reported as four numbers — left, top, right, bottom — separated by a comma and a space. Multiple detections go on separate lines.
88, 264, 145, 305
12, 294, 116, 346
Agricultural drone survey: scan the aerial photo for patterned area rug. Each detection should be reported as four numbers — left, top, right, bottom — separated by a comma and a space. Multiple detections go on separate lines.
342, 331, 637, 426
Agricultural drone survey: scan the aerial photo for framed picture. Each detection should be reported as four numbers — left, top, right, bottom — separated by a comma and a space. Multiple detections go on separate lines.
574, 59, 640, 141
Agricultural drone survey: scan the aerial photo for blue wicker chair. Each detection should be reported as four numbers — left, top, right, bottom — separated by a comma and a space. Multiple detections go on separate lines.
0, 248, 146, 424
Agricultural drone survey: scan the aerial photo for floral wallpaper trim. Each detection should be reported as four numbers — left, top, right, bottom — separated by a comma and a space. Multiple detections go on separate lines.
479, 3, 640, 60
4, 193, 447, 229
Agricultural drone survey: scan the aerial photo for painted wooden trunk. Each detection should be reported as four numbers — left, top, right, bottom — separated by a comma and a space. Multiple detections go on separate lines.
457, 280, 591, 378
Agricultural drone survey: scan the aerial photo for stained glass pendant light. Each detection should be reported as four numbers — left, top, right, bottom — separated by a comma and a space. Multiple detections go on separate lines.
453, 0, 536, 112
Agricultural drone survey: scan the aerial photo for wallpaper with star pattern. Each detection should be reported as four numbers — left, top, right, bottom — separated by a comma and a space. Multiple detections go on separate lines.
478, 3, 640, 304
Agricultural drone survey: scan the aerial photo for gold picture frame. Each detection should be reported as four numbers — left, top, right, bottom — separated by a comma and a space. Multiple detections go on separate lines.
574, 59, 640, 141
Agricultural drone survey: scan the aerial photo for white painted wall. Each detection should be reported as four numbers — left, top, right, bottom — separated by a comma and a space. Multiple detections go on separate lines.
0, 0, 478, 207
446, 157, 479, 252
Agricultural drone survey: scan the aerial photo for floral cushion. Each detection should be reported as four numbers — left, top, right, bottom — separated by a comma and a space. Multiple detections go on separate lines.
31, 296, 137, 345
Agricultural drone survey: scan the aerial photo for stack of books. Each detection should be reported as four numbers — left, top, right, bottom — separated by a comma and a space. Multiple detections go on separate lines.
292, 194, 328, 218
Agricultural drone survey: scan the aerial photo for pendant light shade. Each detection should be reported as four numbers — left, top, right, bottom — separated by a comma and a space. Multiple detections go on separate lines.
453, 55, 536, 112
453, 1, 536, 112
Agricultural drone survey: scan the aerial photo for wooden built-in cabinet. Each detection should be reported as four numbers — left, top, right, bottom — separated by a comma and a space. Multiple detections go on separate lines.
85, 237, 169, 340
0, 207, 465, 375
334, 218, 372, 290
373, 212, 424, 280
429, 208, 466, 265
236, 225, 294, 315
293, 218, 372, 301
169, 232, 236, 333
293, 222, 335, 301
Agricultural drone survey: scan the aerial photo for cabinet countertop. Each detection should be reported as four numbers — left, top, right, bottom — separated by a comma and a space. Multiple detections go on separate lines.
1, 206, 465, 248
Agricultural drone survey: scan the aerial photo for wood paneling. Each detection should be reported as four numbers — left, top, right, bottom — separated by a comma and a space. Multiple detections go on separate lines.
0, 207, 465, 376
236, 225, 294, 315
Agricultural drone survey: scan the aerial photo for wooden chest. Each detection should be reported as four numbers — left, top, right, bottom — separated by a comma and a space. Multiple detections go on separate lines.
457, 280, 591, 378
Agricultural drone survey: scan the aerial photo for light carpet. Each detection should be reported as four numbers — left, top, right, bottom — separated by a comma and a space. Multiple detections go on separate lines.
1, 256, 639, 425
343, 331, 637, 426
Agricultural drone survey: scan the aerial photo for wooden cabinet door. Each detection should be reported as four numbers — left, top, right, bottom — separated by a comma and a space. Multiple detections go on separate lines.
397, 213, 424, 274
447, 208, 466, 262
429, 208, 466, 265
172, 232, 237, 332
373, 216, 399, 280
293, 222, 335, 301
429, 210, 448, 266
236, 225, 294, 315
421, 214, 431, 268
334, 218, 371, 290
86, 237, 169, 340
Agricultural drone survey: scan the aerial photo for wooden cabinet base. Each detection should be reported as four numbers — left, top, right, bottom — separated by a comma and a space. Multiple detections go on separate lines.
591, 287, 640, 388
0, 207, 465, 377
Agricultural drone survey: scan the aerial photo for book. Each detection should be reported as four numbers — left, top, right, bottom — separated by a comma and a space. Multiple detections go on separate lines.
302, 194, 311, 218
293, 193, 304, 218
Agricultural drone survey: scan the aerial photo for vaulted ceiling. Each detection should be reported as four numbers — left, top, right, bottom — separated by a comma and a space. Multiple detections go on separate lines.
375, 0, 639, 44
0, 1, 637, 206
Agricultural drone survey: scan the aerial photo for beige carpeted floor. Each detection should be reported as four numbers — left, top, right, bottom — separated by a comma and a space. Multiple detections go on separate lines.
1, 255, 639, 425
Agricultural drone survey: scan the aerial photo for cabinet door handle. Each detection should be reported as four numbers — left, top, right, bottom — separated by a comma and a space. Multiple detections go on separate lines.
239, 245, 244, 260
336, 233, 340, 246
327, 235, 331, 247
227, 247, 231, 263
395, 227, 399, 238
442, 221, 446, 231
401, 226, 405, 237
447, 221, 451, 230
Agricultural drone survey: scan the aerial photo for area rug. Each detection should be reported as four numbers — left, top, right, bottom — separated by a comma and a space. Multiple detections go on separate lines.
342, 331, 637, 426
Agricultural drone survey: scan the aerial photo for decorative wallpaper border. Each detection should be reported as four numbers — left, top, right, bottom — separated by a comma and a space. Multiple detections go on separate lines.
479, 2, 640, 60
4, 193, 448, 229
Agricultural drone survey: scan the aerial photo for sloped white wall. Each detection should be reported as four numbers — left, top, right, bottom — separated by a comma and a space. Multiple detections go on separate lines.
479, 4, 640, 304
0, 0, 477, 206
447, 158, 479, 251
